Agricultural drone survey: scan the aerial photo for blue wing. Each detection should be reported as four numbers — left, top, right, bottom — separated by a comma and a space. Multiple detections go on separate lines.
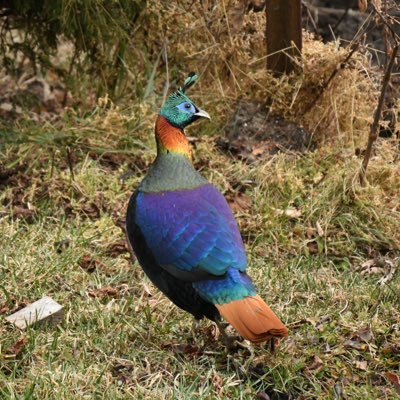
134, 184, 247, 279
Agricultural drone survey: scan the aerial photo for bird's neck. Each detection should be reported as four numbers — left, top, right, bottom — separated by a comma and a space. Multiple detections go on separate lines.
155, 116, 192, 158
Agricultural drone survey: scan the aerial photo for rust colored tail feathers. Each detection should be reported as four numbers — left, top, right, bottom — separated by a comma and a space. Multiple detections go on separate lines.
215, 295, 288, 343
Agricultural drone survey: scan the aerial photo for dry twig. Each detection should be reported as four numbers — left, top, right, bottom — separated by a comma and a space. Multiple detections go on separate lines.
303, 43, 359, 114
359, 42, 399, 185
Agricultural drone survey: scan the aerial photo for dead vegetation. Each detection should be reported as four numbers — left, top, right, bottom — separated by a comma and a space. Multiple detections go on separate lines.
0, 1, 400, 399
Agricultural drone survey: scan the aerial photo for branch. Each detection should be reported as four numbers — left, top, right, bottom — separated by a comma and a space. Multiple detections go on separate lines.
303, 43, 359, 114
371, 2, 400, 43
359, 43, 399, 186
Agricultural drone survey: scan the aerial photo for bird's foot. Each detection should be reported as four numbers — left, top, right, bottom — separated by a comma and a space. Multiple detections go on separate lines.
190, 318, 203, 346
222, 334, 243, 352
192, 318, 200, 336
215, 320, 252, 353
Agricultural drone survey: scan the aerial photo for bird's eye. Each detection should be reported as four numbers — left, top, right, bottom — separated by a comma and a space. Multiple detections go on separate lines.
177, 101, 195, 113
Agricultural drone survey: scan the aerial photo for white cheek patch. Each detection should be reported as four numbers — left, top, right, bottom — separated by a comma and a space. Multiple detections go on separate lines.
176, 102, 196, 114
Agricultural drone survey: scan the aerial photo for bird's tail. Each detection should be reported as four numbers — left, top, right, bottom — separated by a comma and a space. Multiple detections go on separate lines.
215, 295, 288, 343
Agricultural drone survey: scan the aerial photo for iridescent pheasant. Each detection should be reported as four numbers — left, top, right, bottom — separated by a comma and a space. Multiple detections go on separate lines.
126, 73, 288, 347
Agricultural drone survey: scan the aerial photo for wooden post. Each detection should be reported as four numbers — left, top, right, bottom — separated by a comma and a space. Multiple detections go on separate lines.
266, 0, 302, 74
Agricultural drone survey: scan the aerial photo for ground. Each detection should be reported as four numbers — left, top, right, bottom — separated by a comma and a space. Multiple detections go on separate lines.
1, 1, 400, 398
0, 101, 399, 398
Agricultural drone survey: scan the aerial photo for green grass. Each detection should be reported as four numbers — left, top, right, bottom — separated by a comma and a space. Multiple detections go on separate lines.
0, 107, 399, 399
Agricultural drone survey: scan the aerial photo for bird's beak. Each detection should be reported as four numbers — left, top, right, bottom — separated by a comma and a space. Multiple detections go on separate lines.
194, 108, 211, 119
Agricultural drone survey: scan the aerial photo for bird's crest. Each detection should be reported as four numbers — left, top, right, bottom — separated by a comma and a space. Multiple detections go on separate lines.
181, 72, 198, 93
162, 72, 198, 105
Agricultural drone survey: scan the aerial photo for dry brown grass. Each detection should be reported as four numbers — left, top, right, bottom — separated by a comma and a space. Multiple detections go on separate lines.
140, 1, 384, 149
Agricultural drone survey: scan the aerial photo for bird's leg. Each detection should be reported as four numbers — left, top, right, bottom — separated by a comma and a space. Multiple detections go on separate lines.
215, 320, 252, 353
192, 318, 200, 338
215, 319, 236, 349
215, 320, 255, 371
215, 320, 232, 346
269, 337, 276, 353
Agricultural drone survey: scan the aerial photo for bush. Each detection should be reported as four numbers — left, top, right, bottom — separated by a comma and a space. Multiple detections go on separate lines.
0, 0, 145, 94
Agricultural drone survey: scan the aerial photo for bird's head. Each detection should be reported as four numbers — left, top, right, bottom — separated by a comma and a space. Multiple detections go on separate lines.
159, 73, 210, 129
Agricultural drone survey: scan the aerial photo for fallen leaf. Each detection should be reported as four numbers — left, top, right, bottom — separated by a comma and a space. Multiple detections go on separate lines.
307, 241, 319, 254
0, 305, 10, 315
211, 372, 224, 395
161, 342, 200, 356
357, 258, 397, 286
306, 227, 315, 239
0, 164, 25, 185
381, 342, 400, 355
79, 255, 106, 273
0, 298, 27, 316
88, 286, 118, 298
378, 259, 397, 286
305, 316, 319, 326
354, 360, 368, 371
284, 208, 302, 218
316, 221, 324, 236
355, 327, 373, 342
308, 355, 324, 372
111, 361, 134, 386
228, 193, 252, 212
344, 339, 367, 351
13, 205, 37, 221
81, 202, 100, 219
0, 102, 13, 112
386, 372, 400, 395
251, 146, 265, 156
0, 297, 13, 315
8, 337, 28, 356
105, 240, 129, 257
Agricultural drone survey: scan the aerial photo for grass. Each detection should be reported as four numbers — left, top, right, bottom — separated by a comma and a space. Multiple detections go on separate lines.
0, 101, 399, 399
0, 2, 399, 396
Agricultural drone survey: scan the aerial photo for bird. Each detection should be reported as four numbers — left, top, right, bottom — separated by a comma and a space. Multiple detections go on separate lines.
126, 72, 288, 348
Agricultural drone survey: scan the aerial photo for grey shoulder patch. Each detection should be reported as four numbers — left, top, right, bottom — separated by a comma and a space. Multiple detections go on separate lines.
139, 154, 208, 192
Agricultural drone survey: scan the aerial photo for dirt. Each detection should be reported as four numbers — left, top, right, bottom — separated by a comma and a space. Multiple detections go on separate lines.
218, 102, 314, 161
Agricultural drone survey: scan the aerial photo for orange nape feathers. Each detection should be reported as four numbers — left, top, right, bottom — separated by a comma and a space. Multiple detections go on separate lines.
155, 116, 192, 157
216, 295, 288, 343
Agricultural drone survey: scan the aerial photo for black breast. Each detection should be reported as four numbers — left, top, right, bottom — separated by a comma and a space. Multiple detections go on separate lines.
126, 191, 220, 322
